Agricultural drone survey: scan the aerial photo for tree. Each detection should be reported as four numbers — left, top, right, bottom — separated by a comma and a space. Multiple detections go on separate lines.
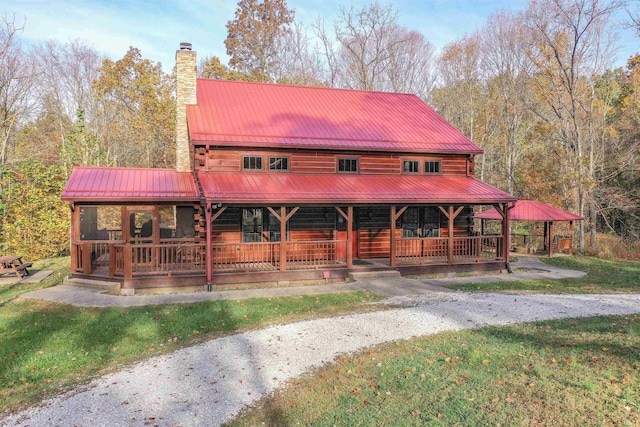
224, 0, 294, 81
0, 160, 69, 259
479, 10, 534, 195
28, 39, 105, 172
272, 20, 326, 86
0, 14, 36, 167
432, 35, 489, 178
523, 0, 622, 251
626, 0, 640, 36
197, 55, 260, 81
92, 47, 175, 168
315, 2, 435, 95
61, 108, 109, 169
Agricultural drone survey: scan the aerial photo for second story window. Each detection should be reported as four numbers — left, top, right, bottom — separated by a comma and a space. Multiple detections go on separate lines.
338, 158, 358, 173
424, 160, 441, 174
269, 156, 289, 171
243, 155, 263, 170
403, 160, 419, 173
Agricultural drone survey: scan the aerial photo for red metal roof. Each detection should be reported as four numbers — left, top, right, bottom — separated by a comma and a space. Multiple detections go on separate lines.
475, 200, 583, 221
187, 79, 483, 155
62, 167, 200, 202
198, 172, 514, 205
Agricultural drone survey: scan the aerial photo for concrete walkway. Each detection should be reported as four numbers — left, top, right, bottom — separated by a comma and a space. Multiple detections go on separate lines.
20, 256, 584, 307
4, 292, 639, 427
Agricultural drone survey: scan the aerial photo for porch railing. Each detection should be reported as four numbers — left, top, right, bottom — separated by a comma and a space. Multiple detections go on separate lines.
112, 242, 207, 277
209, 240, 347, 271
211, 241, 281, 271
453, 235, 504, 261
396, 237, 448, 264
71, 235, 504, 277
71, 242, 87, 274
395, 235, 504, 265
286, 240, 347, 268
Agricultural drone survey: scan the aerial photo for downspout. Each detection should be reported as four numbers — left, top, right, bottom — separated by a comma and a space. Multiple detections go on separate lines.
205, 202, 212, 292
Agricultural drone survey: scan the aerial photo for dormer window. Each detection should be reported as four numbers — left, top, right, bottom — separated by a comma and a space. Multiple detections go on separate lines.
338, 158, 358, 173
243, 155, 263, 170
424, 160, 441, 174
269, 156, 289, 171
403, 160, 419, 173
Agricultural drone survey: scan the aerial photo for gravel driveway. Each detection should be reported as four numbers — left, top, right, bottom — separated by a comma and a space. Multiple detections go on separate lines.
3, 292, 640, 427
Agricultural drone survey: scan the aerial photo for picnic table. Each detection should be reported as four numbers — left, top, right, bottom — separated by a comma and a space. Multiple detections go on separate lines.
0, 255, 32, 278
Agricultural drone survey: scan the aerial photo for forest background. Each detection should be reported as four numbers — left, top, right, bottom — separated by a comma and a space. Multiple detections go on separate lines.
1, 0, 639, 260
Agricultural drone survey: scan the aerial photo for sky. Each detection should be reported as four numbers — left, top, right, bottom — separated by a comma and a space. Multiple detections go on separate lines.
4, 0, 638, 71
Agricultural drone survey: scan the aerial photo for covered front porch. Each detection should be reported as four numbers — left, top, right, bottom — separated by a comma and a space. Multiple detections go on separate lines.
68, 202, 512, 290
63, 167, 516, 292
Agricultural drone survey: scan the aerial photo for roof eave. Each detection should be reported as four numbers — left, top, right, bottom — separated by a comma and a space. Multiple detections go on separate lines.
61, 195, 201, 203
191, 139, 483, 155
201, 197, 515, 205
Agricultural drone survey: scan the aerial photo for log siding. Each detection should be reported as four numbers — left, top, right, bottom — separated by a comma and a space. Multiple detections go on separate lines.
195, 148, 472, 176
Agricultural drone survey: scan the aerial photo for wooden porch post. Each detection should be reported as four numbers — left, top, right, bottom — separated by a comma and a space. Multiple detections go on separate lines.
267, 207, 299, 272
280, 206, 287, 272
390, 205, 396, 267
389, 206, 408, 267
69, 203, 77, 272
208, 206, 227, 283
438, 205, 464, 265
543, 221, 548, 251
549, 221, 554, 258
448, 206, 454, 264
504, 203, 511, 265
346, 206, 353, 268
569, 221, 574, 255
123, 243, 132, 279
205, 203, 212, 290
336, 206, 354, 268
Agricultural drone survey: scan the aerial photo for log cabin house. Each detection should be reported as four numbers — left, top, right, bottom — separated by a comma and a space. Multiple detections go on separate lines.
62, 43, 516, 294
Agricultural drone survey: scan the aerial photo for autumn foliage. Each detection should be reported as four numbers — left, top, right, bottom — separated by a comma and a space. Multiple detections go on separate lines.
0, 1, 639, 259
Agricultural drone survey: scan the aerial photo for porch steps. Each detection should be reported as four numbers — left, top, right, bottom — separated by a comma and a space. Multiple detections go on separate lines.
349, 270, 402, 280
63, 277, 122, 295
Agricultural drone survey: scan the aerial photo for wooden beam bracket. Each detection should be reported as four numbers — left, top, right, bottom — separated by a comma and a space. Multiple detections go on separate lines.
211, 206, 227, 223
393, 206, 408, 222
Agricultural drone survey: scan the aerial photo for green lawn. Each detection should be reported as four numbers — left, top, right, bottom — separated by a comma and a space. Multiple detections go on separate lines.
230, 314, 640, 427
0, 258, 380, 414
447, 256, 640, 293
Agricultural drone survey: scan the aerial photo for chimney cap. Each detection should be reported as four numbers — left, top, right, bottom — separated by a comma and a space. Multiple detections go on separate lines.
179, 42, 192, 51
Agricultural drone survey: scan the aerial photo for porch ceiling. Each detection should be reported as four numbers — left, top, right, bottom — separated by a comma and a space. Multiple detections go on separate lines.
198, 172, 515, 205
62, 167, 200, 202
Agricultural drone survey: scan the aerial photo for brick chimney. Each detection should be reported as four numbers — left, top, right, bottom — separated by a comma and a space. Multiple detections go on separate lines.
175, 42, 196, 172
